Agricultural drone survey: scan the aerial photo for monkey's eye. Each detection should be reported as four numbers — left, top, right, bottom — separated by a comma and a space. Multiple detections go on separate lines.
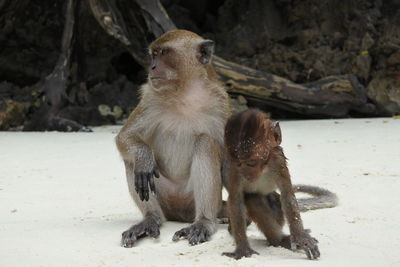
246, 160, 257, 167
160, 49, 168, 55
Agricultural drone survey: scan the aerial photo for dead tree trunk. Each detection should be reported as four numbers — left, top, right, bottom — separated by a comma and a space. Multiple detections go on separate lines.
88, 0, 175, 67
24, 0, 90, 131
213, 57, 375, 117
88, 0, 375, 118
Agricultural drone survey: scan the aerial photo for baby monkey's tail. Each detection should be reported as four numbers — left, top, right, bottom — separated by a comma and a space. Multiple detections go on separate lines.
294, 184, 338, 212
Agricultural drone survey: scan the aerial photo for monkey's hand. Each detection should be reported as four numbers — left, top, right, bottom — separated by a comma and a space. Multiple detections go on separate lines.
290, 232, 320, 260
134, 146, 160, 201
222, 245, 259, 260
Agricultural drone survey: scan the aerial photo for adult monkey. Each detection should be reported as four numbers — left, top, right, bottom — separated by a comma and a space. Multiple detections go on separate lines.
116, 30, 230, 247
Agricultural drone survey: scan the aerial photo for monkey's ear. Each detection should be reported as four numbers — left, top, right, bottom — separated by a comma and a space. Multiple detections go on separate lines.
271, 121, 282, 145
197, 40, 215, 64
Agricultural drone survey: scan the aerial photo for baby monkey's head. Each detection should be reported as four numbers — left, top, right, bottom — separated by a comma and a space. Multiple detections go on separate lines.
225, 109, 282, 181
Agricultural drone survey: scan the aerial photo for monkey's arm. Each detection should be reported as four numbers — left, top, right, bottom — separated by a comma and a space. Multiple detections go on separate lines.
221, 156, 231, 188
222, 166, 259, 260
271, 149, 320, 260
116, 107, 159, 201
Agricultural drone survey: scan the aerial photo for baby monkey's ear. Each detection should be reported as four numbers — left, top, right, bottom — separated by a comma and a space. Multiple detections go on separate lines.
271, 121, 282, 146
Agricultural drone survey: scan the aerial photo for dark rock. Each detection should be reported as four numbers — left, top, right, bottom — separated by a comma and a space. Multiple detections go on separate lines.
367, 72, 400, 115
0, 100, 26, 130
361, 33, 374, 51
388, 52, 400, 66
354, 54, 372, 81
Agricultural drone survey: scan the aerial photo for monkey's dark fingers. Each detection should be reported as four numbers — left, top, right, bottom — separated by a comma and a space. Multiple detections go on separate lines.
134, 172, 139, 192
140, 173, 147, 201
141, 174, 147, 201
304, 247, 313, 260
145, 223, 160, 238
172, 228, 189, 241
143, 173, 150, 201
149, 174, 156, 194
190, 230, 210, 245
136, 173, 143, 201
188, 227, 202, 245
303, 244, 320, 260
121, 226, 145, 248
121, 231, 138, 248
146, 227, 160, 238
310, 245, 320, 259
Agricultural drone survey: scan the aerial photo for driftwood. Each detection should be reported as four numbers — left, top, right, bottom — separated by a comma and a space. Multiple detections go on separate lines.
213, 57, 375, 117
24, 0, 90, 131
88, 0, 175, 67
89, 0, 374, 118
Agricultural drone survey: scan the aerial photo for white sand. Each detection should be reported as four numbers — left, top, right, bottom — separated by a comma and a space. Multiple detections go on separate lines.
1, 118, 400, 267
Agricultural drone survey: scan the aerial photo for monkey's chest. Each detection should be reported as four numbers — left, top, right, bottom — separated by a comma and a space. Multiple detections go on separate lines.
151, 131, 196, 180
147, 110, 224, 181
243, 171, 278, 195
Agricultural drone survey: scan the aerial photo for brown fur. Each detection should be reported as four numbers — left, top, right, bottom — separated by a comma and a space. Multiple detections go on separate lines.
222, 109, 321, 260
116, 30, 230, 247
149, 30, 202, 49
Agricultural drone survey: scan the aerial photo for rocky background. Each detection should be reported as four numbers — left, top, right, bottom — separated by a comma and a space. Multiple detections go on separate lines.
1, 0, 399, 130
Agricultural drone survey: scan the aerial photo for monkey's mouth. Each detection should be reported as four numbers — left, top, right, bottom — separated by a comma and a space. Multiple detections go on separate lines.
149, 77, 166, 81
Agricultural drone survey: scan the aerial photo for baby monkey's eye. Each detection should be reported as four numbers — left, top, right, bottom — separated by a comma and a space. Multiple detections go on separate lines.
246, 160, 257, 167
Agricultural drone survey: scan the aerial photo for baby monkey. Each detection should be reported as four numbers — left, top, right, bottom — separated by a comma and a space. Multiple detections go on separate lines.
222, 109, 321, 260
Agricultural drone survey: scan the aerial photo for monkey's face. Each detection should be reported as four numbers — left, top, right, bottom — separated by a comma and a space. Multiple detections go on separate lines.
236, 158, 268, 181
148, 30, 216, 92
232, 139, 272, 182
148, 47, 179, 91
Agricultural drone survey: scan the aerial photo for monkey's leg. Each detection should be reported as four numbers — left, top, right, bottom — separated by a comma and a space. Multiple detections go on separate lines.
121, 161, 165, 248
217, 200, 230, 224
222, 168, 258, 259
172, 135, 222, 245
245, 193, 291, 248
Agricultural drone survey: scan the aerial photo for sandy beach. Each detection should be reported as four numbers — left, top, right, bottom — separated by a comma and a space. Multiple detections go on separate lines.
1, 118, 400, 267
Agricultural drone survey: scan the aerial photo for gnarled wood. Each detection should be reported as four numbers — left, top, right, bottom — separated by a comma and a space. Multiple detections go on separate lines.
24, 0, 90, 131
213, 56, 375, 117
88, 0, 175, 67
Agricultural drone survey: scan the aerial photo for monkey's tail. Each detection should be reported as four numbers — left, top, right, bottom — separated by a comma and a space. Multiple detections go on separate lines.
293, 184, 338, 212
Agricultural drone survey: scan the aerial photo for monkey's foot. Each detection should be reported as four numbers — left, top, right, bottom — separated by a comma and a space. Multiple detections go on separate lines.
222, 246, 259, 260
172, 222, 211, 245
290, 233, 320, 260
278, 235, 292, 249
121, 216, 160, 248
